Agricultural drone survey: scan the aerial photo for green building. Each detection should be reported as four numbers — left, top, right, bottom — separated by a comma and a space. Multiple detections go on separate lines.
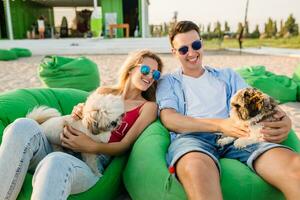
0, 0, 150, 39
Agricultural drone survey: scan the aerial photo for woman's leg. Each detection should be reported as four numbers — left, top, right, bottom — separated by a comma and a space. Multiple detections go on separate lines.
31, 152, 99, 200
0, 118, 53, 200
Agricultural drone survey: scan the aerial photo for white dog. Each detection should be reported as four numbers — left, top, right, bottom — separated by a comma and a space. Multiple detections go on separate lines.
27, 92, 124, 176
217, 88, 278, 149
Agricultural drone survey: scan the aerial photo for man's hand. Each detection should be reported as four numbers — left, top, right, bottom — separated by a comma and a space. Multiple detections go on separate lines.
219, 118, 249, 138
260, 109, 292, 143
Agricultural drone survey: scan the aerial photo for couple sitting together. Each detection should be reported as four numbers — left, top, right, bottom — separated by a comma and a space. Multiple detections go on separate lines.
0, 20, 299, 200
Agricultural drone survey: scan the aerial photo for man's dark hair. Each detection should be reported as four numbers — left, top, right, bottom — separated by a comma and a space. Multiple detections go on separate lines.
169, 21, 201, 47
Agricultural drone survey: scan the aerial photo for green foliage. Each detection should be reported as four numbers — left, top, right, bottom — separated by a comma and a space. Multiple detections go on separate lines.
207, 23, 211, 33
203, 36, 300, 49
285, 14, 299, 36
224, 21, 230, 32
278, 20, 285, 37
265, 17, 276, 38
249, 25, 260, 38
244, 21, 250, 37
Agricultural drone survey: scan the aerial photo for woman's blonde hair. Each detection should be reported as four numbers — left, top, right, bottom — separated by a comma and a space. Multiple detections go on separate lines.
98, 49, 163, 102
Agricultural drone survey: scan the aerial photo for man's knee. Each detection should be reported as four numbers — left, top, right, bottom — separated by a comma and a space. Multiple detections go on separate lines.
287, 155, 300, 182
177, 152, 218, 177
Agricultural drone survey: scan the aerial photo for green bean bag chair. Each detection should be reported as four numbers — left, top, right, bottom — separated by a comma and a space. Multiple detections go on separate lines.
123, 120, 300, 200
236, 66, 298, 103
39, 56, 100, 92
0, 49, 18, 61
292, 64, 300, 101
10, 48, 32, 57
0, 88, 127, 200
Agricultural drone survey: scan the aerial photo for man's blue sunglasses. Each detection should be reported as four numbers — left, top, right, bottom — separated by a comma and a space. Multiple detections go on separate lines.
140, 65, 161, 81
177, 40, 202, 55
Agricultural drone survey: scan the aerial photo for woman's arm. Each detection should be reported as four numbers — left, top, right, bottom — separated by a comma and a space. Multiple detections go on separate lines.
61, 102, 158, 155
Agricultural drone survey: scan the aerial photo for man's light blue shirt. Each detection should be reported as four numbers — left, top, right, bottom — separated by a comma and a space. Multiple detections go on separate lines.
156, 66, 249, 141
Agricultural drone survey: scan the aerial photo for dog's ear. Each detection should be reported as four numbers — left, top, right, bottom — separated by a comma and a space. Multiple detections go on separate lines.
247, 90, 264, 118
82, 110, 99, 133
264, 95, 278, 110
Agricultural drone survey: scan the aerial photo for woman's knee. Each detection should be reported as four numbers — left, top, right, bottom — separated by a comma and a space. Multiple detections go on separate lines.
3, 118, 42, 142
33, 152, 73, 182
36, 152, 72, 170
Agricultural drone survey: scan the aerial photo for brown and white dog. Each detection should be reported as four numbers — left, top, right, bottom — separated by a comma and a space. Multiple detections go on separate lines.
26, 92, 124, 176
217, 88, 278, 148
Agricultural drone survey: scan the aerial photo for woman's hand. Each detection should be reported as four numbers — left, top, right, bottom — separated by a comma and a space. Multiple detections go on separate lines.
71, 103, 84, 120
219, 118, 249, 138
260, 109, 291, 143
61, 125, 98, 153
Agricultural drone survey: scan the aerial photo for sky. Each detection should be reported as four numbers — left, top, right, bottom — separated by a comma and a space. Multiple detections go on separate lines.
148, 0, 300, 32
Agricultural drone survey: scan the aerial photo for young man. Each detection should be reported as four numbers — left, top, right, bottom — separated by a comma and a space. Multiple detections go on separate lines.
156, 20, 300, 200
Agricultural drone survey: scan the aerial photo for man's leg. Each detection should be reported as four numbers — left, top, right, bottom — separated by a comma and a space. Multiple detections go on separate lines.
254, 148, 300, 200
176, 152, 222, 200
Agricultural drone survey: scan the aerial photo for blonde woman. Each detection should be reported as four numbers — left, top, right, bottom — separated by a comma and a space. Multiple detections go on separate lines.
0, 50, 163, 200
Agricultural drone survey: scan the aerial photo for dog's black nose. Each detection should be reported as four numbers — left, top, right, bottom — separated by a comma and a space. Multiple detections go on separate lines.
110, 121, 118, 127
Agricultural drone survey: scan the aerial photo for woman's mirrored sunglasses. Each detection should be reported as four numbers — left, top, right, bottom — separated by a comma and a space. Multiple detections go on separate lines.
177, 40, 202, 55
140, 65, 161, 81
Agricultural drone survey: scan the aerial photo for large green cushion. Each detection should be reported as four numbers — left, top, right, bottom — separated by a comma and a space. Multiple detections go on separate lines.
39, 56, 100, 92
236, 66, 298, 103
0, 49, 18, 61
0, 88, 127, 200
10, 48, 32, 57
123, 120, 300, 200
292, 64, 300, 101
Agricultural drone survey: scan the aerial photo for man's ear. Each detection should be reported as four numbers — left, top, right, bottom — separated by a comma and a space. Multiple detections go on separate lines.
171, 48, 176, 56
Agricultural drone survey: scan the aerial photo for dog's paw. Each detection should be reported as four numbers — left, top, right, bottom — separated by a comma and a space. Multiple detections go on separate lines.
217, 137, 235, 146
233, 139, 247, 149
234, 138, 258, 149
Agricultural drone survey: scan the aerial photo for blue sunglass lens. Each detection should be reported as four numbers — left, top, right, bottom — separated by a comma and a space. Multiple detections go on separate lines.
152, 70, 161, 81
192, 40, 202, 50
178, 46, 189, 55
140, 65, 160, 80
140, 65, 150, 75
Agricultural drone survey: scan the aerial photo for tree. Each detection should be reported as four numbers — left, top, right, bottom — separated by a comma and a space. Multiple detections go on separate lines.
250, 25, 260, 38
213, 21, 223, 47
264, 17, 274, 38
272, 20, 278, 37
278, 20, 285, 37
207, 23, 211, 33
244, 21, 249, 38
224, 21, 230, 32
213, 21, 222, 34
285, 14, 299, 36
172, 11, 178, 23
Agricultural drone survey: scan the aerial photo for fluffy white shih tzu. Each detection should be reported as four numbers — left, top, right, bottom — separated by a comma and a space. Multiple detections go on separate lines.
26, 92, 124, 176
217, 88, 278, 148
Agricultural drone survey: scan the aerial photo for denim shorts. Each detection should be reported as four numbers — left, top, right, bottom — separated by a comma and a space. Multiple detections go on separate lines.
166, 132, 293, 173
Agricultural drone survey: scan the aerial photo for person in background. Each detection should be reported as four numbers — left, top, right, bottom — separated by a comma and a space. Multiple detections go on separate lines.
37, 16, 45, 39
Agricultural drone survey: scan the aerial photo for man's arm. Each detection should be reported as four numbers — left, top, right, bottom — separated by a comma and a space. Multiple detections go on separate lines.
161, 108, 249, 138
261, 108, 292, 143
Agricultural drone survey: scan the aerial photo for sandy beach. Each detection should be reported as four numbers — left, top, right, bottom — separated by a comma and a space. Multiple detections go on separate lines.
0, 50, 299, 136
